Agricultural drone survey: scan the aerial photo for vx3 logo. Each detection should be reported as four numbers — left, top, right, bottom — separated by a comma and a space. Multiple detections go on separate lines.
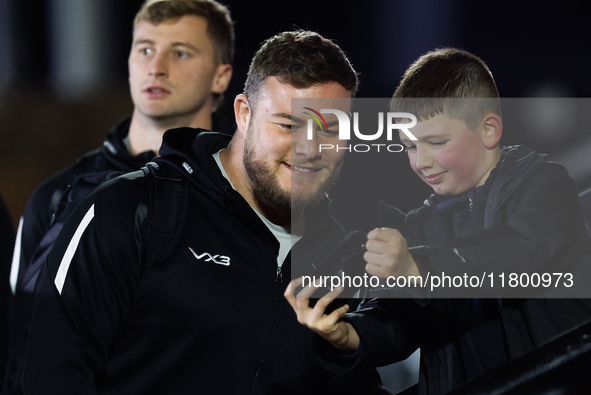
188, 247, 231, 266
302, 108, 418, 141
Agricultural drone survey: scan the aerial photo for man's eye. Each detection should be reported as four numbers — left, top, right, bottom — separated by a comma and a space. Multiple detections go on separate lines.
322, 129, 340, 137
140, 48, 153, 55
177, 50, 188, 58
406, 145, 416, 152
279, 124, 293, 130
431, 141, 446, 148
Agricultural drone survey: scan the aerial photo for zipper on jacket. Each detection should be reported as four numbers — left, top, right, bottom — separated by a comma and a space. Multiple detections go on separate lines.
276, 266, 282, 282
250, 230, 284, 392
251, 267, 282, 393
50, 185, 72, 226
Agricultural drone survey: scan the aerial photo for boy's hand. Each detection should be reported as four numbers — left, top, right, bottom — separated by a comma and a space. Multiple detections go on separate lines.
364, 228, 422, 279
284, 278, 360, 353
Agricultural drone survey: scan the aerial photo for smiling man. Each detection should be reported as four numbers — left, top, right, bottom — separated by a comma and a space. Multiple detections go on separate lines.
226, 77, 351, 225
4, 1, 233, 393
21, 30, 383, 394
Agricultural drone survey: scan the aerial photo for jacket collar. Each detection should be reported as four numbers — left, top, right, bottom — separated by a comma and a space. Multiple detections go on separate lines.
100, 117, 156, 171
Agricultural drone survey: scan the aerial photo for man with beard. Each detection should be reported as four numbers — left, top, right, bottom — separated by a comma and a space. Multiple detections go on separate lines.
22, 30, 384, 394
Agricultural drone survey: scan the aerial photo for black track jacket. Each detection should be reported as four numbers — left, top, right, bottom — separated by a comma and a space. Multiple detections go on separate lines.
22, 129, 378, 394
5, 115, 234, 395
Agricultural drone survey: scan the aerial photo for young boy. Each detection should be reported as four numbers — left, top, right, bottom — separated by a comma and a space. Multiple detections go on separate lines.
286, 48, 591, 394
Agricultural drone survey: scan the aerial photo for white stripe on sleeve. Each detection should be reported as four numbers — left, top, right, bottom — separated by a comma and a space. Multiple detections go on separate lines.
54, 204, 95, 295
9, 216, 24, 295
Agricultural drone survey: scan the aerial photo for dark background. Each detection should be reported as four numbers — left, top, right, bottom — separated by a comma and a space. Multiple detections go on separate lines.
1, 1, 590, 392
1, 0, 591, 228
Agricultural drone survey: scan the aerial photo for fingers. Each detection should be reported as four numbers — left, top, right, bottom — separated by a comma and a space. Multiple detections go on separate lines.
367, 227, 403, 243
284, 279, 346, 330
311, 285, 345, 315
284, 280, 359, 352
365, 262, 386, 278
365, 228, 409, 278
284, 277, 303, 310
325, 303, 350, 327
284, 277, 341, 312
366, 228, 406, 257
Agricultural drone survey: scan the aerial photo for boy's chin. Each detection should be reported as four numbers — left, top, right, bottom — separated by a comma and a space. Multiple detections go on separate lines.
429, 184, 469, 197
428, 184, 448, 196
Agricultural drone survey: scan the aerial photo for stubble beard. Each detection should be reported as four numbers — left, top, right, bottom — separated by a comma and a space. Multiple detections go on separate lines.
243, 125, 341, 210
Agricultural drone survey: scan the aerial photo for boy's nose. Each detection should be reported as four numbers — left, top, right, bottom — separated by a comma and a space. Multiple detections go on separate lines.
415, 148, 433, 170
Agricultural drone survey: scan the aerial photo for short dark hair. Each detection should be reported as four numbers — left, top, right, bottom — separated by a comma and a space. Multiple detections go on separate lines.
391, 48, 501, 130
134, 0, 234, 65
244, 30, 358, 112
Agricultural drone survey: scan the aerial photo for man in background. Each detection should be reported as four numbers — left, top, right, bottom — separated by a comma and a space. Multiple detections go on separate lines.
4, 1, 233, 393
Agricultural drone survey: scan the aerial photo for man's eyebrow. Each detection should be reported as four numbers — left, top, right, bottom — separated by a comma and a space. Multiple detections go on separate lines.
133, 39, 155, 46
272, 113, 340, 128
132, 39, 199, 52
170, 42, 199, 52
272, 113, 299, 122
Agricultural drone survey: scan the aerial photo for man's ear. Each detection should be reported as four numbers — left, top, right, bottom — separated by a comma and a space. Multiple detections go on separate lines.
212, 64, 233, 94
234, 94, 251, 137
482, 114, 503, 149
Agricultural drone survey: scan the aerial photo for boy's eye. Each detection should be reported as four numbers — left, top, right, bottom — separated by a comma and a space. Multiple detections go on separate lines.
177, 50, 188, 58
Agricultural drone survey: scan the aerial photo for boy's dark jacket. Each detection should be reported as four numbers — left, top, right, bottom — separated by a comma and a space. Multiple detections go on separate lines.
318, 146, 591, 395
22, 129, 380, 394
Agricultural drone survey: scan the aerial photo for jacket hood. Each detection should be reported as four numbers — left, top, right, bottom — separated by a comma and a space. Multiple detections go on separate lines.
158, 127, 233, 193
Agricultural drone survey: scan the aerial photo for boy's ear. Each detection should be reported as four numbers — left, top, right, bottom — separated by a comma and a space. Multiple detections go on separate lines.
482, 114, 503, 149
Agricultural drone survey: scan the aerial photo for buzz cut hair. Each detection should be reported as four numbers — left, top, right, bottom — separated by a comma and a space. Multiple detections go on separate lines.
243, 30, 358, 112
391, 48, 501, 131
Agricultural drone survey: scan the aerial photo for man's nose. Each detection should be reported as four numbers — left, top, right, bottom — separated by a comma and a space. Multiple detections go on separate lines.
149, 52, 168, 78
294, 131, 321, 160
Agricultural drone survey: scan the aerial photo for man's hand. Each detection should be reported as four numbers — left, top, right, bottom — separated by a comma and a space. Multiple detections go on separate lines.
284, 278, 360, 352
364, 228, 421, 279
